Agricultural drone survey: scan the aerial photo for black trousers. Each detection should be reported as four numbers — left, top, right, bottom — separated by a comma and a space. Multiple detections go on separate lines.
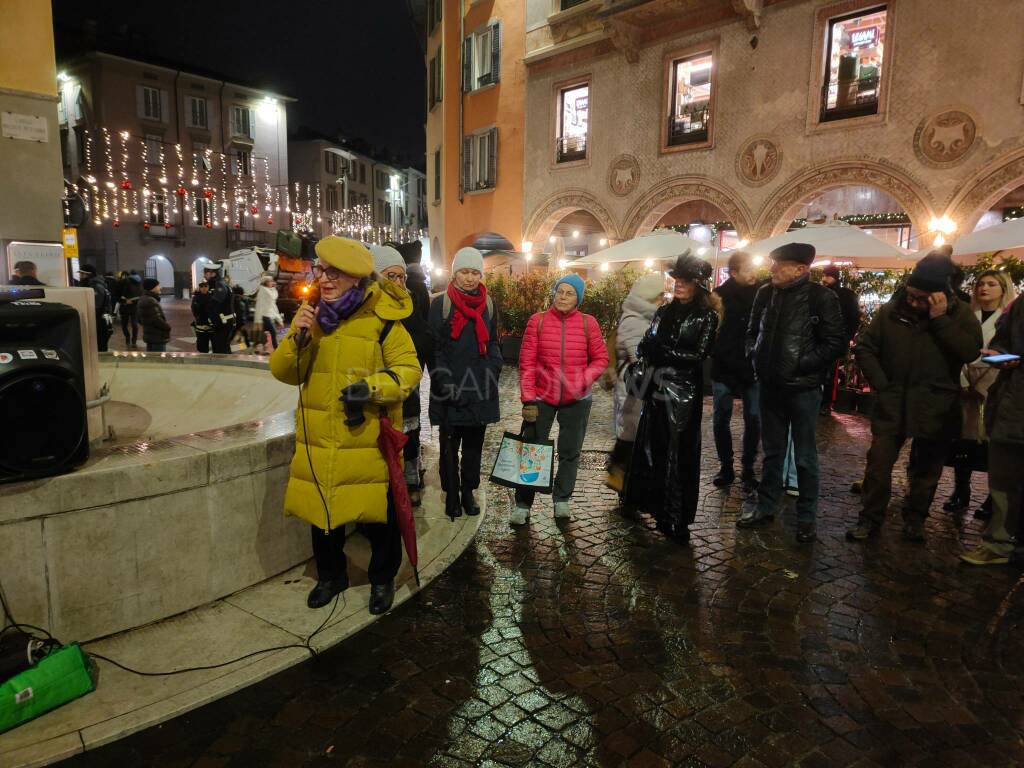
195, 331, 211, 353
120, 304, 138, 344
210, 325, 232, 354
439, 425, 486, 493
310, 493, 402, 586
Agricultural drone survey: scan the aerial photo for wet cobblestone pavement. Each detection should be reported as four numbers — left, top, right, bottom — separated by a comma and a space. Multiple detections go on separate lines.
63, 371, 1024, 767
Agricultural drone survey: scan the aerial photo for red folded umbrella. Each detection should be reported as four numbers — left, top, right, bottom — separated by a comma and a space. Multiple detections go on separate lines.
377, 414, 419, 586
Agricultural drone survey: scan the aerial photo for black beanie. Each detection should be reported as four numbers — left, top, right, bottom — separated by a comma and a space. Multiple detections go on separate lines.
142, 277, 159, 291
907, 246, 955, 293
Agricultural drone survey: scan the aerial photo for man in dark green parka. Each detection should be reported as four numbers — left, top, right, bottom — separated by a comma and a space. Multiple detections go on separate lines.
846, 247, 982, 542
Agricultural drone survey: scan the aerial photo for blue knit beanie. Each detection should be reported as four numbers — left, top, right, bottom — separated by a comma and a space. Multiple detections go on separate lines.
553, 273, 586, 306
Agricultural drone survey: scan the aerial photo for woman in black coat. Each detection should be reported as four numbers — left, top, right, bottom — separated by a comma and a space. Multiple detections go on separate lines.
428, 248, 502, 519
625, 252, 721, 543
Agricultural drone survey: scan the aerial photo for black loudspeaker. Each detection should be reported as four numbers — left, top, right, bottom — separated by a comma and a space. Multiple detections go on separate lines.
0, 298, 89, 483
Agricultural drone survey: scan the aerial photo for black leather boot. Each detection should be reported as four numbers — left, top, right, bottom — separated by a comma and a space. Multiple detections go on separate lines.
445, 489, 462, 519
369, 582, 395, 615
942, 484, 970, 512
306, 578, 347, 609
461, 487, 480, 516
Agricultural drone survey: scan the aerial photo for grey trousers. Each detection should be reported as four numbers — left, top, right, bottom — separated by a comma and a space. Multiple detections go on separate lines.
515, 398, 593, 507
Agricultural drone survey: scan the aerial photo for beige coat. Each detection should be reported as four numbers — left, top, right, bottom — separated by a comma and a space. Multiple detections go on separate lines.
960, 308, 1004, 441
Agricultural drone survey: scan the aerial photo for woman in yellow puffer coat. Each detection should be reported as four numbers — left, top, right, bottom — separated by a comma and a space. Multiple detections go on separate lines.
270, 236, 421, 614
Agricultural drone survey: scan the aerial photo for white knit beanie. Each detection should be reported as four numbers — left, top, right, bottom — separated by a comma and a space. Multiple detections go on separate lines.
451, 247, 484, 274
369, 244, 405, 275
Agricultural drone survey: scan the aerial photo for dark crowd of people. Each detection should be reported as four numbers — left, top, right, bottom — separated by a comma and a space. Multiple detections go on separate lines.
33, 232, 1024, 616
260, 234, 1024, 616
601, 241, 1021, 569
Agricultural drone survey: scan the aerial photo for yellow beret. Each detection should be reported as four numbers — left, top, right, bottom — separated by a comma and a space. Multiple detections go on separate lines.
314, 236, 374, 278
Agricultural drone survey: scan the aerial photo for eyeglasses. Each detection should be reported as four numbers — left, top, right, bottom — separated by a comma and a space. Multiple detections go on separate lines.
554, 289, 577, 298
311, 264, 345, 282
382, 270, 407, 284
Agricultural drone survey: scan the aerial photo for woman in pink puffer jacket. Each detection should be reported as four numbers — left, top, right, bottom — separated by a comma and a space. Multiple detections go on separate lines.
513, 274, 609, 525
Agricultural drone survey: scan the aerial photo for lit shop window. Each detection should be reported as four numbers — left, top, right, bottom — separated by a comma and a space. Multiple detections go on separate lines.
668, 52, 712, 147
821, 5, 887, 122
556, 82, 589, 163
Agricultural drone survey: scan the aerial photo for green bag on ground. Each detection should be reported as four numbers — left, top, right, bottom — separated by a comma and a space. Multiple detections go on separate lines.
0, 643, 97, 734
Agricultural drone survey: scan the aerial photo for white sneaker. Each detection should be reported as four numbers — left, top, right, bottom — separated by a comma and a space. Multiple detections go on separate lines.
510, 505, 530, 526
554, 501, 572, 519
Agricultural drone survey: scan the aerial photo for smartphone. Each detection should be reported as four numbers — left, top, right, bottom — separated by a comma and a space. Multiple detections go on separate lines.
982, 354, 1020, 365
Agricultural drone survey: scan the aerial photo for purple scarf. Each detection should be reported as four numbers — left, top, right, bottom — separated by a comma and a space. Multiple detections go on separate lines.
316, 284, 366, 335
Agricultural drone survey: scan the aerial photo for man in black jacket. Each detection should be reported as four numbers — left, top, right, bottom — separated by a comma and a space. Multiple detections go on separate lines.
711, 250, 762, 491
77, 264, 113, 352
137, 277, 172, 352
738, 243, 846, 542
820, 265, 861, 414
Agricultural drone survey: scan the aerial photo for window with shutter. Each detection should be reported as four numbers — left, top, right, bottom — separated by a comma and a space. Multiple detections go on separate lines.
487, 127, 498, 187
490, 23, 501, 82
187, 97, 208, 129
462, 136, 473, 193
462, 37, 473, 92
148, 192, 167, 225
193, 198, 211, 226
464, 24, 501, 92
231, 106, 253, 139
435, 52, 443, 103
145, 134, 162, 166
434, 149, 441, 201
139, 86, 163, 121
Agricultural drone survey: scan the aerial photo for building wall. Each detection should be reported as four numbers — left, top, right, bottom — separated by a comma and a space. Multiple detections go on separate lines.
59, 53, 290, 287
426, 0, 526, 272
521, 0, 1024, 249
0, 0, 65, 270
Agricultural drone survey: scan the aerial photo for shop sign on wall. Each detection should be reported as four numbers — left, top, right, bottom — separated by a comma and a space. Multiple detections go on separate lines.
849, 27, 879, 48
1, 112, 48, 143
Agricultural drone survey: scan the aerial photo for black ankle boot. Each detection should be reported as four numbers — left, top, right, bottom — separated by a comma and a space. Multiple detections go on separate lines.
942, 485, 969, 512
445, 489, 462, 519
307, 578, 347, 609
461, 488, 480, 516
974, 495, 993, 521
369, 582, 395, 615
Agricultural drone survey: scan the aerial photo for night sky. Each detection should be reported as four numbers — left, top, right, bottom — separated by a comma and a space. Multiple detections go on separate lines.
51, 0, 427, 166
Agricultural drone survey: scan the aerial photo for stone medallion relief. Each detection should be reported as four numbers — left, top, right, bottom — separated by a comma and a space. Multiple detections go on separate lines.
608, 154, 641, 197
914, 110, 978, 168
736, 136, 781, 186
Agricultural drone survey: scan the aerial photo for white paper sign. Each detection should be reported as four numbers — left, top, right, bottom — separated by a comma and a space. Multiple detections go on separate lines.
2, 112, 48, 142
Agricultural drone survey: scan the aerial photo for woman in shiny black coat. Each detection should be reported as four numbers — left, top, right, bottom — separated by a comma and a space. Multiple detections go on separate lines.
624, 252, 721, 543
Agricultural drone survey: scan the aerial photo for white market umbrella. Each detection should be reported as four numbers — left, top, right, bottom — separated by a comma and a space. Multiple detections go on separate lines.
952, 217, 1024, 257
570, 229, 707, 267
746, 221, 911, 268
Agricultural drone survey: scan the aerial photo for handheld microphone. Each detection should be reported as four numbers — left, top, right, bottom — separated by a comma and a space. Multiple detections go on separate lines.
295, 276, 318, 348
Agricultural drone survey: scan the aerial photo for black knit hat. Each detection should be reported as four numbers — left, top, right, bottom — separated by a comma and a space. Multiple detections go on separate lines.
77, 263, 97, 276
770, 242, 816, 265
669, 251, 713, 281
142, 277, 160, 291
907, 245, 956, 293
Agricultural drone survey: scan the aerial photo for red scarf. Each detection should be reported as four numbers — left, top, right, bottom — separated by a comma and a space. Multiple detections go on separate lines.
447, 282, 490, 356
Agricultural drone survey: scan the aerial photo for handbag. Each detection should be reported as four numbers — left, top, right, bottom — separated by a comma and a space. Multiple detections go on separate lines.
488, 431, 555, 494
623, 358, 653, 400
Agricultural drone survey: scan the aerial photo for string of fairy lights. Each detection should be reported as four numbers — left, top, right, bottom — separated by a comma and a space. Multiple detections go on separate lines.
65, 125, 427, 244
65, 126, 319, 232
